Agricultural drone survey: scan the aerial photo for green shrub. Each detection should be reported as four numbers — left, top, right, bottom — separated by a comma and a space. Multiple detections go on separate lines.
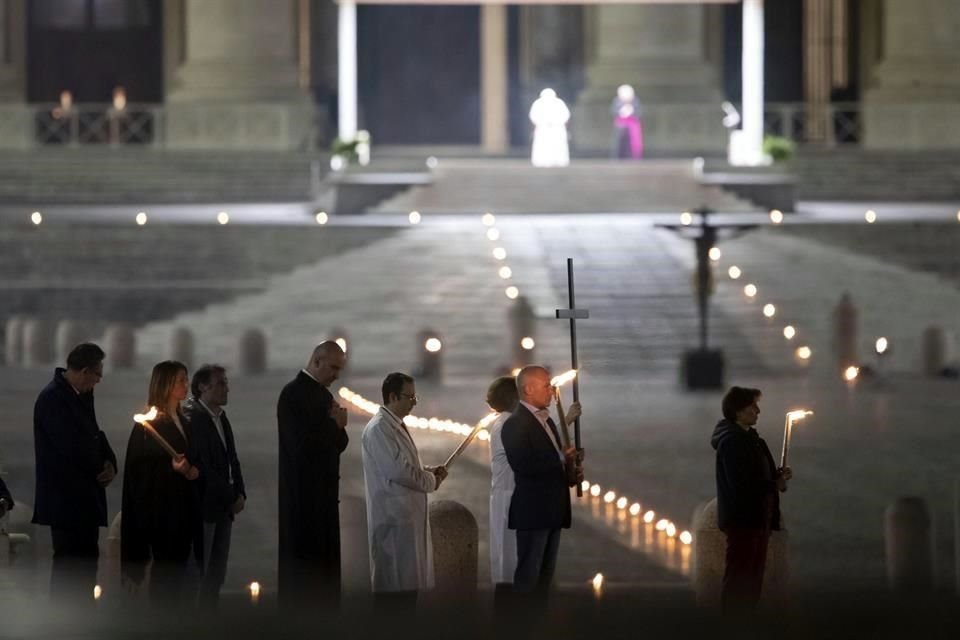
763, 135, 795, 163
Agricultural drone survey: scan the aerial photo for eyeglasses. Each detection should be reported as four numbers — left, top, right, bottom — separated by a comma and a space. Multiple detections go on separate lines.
398, 393, 419, 402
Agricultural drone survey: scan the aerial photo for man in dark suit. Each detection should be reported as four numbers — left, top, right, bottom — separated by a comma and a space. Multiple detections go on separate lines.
277, 341, 349, 609
185, 364, 246, 609
32, 342, 117, 603
502, 365, 583, 595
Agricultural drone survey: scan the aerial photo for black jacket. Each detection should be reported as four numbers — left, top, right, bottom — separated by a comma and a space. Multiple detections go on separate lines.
32, 368, 117, 529
185, 400, 246, 524
711, 419, 781, 532
503, 404, 571, 531
121, 411, 202, 584
277, 371, 350, 598
0, 475, 12, 511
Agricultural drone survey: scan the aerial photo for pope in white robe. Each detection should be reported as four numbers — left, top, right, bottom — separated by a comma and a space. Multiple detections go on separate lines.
530, 88, 571, 168
361, 374, 445, 593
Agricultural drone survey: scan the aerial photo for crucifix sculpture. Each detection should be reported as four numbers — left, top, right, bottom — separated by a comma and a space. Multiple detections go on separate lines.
555, 258, 588, 497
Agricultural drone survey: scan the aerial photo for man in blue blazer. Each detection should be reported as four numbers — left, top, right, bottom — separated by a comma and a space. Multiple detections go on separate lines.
185, 364, 246, 608
502, 365, 583, 594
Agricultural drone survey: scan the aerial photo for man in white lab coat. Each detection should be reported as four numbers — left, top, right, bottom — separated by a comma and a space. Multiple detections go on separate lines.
361, 372, 447, 604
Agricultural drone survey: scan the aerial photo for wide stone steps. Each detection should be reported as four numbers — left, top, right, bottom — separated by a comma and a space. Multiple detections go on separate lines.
0, 150, 324, 203
793, 150, 960, 201
372, 160, 758, 214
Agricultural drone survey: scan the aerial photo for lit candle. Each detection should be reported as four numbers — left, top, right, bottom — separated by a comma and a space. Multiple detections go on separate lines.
249, 581, 261, 604
443, 414, 497, 470
591, 573, 604, 599
780, 409, 813, 468
132, 407, 179, 459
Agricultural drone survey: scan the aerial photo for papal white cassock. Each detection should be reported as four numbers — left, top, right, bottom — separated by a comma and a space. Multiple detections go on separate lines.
361, 407, 438, 592
488, 411, 517, 583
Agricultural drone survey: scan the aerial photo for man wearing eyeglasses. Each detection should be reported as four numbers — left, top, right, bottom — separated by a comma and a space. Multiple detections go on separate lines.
361, 372, 447, 605
32, 342, 117, 604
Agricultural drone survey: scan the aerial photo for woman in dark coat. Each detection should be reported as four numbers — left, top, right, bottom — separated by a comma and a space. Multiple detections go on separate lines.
121, 360, 202, 605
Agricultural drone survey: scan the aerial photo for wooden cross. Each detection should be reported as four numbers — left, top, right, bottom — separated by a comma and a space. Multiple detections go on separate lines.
555, 258, 589, 497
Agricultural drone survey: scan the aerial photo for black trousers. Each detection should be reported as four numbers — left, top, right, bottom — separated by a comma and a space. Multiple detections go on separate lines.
513, 528, 561, 594
721, 527, 770, 615
50, 526, 99, 604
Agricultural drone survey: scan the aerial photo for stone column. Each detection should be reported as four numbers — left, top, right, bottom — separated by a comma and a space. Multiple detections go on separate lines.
0, 0, 30, 149
480, 4, 508, 153
572, 4, 725, 154
164, 0, 314, 149
863, 0, 960, 148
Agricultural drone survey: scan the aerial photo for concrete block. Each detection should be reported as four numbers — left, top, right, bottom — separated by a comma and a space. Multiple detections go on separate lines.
429, 500, 478, 593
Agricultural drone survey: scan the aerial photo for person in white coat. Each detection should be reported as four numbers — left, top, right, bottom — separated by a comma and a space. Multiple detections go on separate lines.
361, 372, 447, 603
529, 88, 571, 168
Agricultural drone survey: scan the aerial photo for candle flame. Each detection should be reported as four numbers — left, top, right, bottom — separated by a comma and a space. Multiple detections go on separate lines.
592, 573, 604, 591
643, 510, 655, 524
680, 531, 693, 545
93, 585, 102, 600
133, 406, 158, 424
629, 503, 641, 516
787, 409, 813, 422
550, 369, 578, 387
249, 581, 261, 597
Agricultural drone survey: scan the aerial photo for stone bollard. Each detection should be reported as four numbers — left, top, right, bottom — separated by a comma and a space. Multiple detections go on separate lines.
1, 500, 34, 562
4, 315, 25, 366
416, 329, 443, 382
692, 498, 789, 609
884, 496, 934, 592
831, 292, 859, 374
55, 320, 87, 364
509, 296, 537, 369
429, 500, 478, 593
106, 512, 122, 559
22, 317, 54, 367
238, 328, 268, 375
104, 323, 136, 369
170, 326, 194, 368
922, 326, 955, 377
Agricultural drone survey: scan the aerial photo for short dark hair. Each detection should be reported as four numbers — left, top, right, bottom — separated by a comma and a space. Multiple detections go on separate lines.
381, 372, 414, 404
486, 376, 519, 413
722, 386, 762, 422
66, 343, 105, 371
191, 364, 226, 399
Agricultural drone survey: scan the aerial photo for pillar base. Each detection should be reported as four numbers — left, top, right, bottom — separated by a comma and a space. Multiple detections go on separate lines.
164, 98, 316, 151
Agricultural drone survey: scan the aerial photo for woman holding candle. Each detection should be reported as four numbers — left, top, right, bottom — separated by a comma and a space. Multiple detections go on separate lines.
710, 386, 792, 615
121, 360, 202, 606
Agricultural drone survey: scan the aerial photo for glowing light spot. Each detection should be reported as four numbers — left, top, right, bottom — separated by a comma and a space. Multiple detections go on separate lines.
876, 337, 888, 355
666, 523, 677, 537
31, 211, 42, 225
217, 211, 230, 225
498, 266, 512, 279
643, 511, 655, 524
680, 212, 693, 226
493, 247, 507, 260
424, 338, 442, 353
680, 531, 693, 545
511, 368, 521, 377
335, 338, 347, 353
796, 346, 812, 360
93, 585, 102, 600
783, 325, 796, 340
844, 366, 859, 382
581, 480, 590, 492
330, 155, 346, 171
770, 209, 784, 224
629, 503, 641, 516
520, 337, 535, 350
135, 212, 147, 225
505, 286, 519, 299
655, 519, 669, 531
590, 484, 602, 497
865, 209, 877, 224
426, 156, 439, 169
482, 213, 496, 227
763, 304, 776, 318
708, 247, 722, 262
592, 573, 604, 594
486, 228, 500, 241
616, 497, 628, 510
603, 491, 616, 504
744, 284, 758, 298
728, 266, 742, 279
408, 211, 421, 224
315, 211, 328, 225
248, 582, 261, 601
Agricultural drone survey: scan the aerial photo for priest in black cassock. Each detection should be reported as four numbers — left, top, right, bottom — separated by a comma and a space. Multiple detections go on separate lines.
277, 341, 349, 609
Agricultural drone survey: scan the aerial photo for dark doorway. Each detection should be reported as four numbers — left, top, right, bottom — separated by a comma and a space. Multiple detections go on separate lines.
358, 5, 480, 145
27, 0, 163, 103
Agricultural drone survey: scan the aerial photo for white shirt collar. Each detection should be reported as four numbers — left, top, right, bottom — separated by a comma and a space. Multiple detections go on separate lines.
300, 368, 320, 383
197, 398, 223, 418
